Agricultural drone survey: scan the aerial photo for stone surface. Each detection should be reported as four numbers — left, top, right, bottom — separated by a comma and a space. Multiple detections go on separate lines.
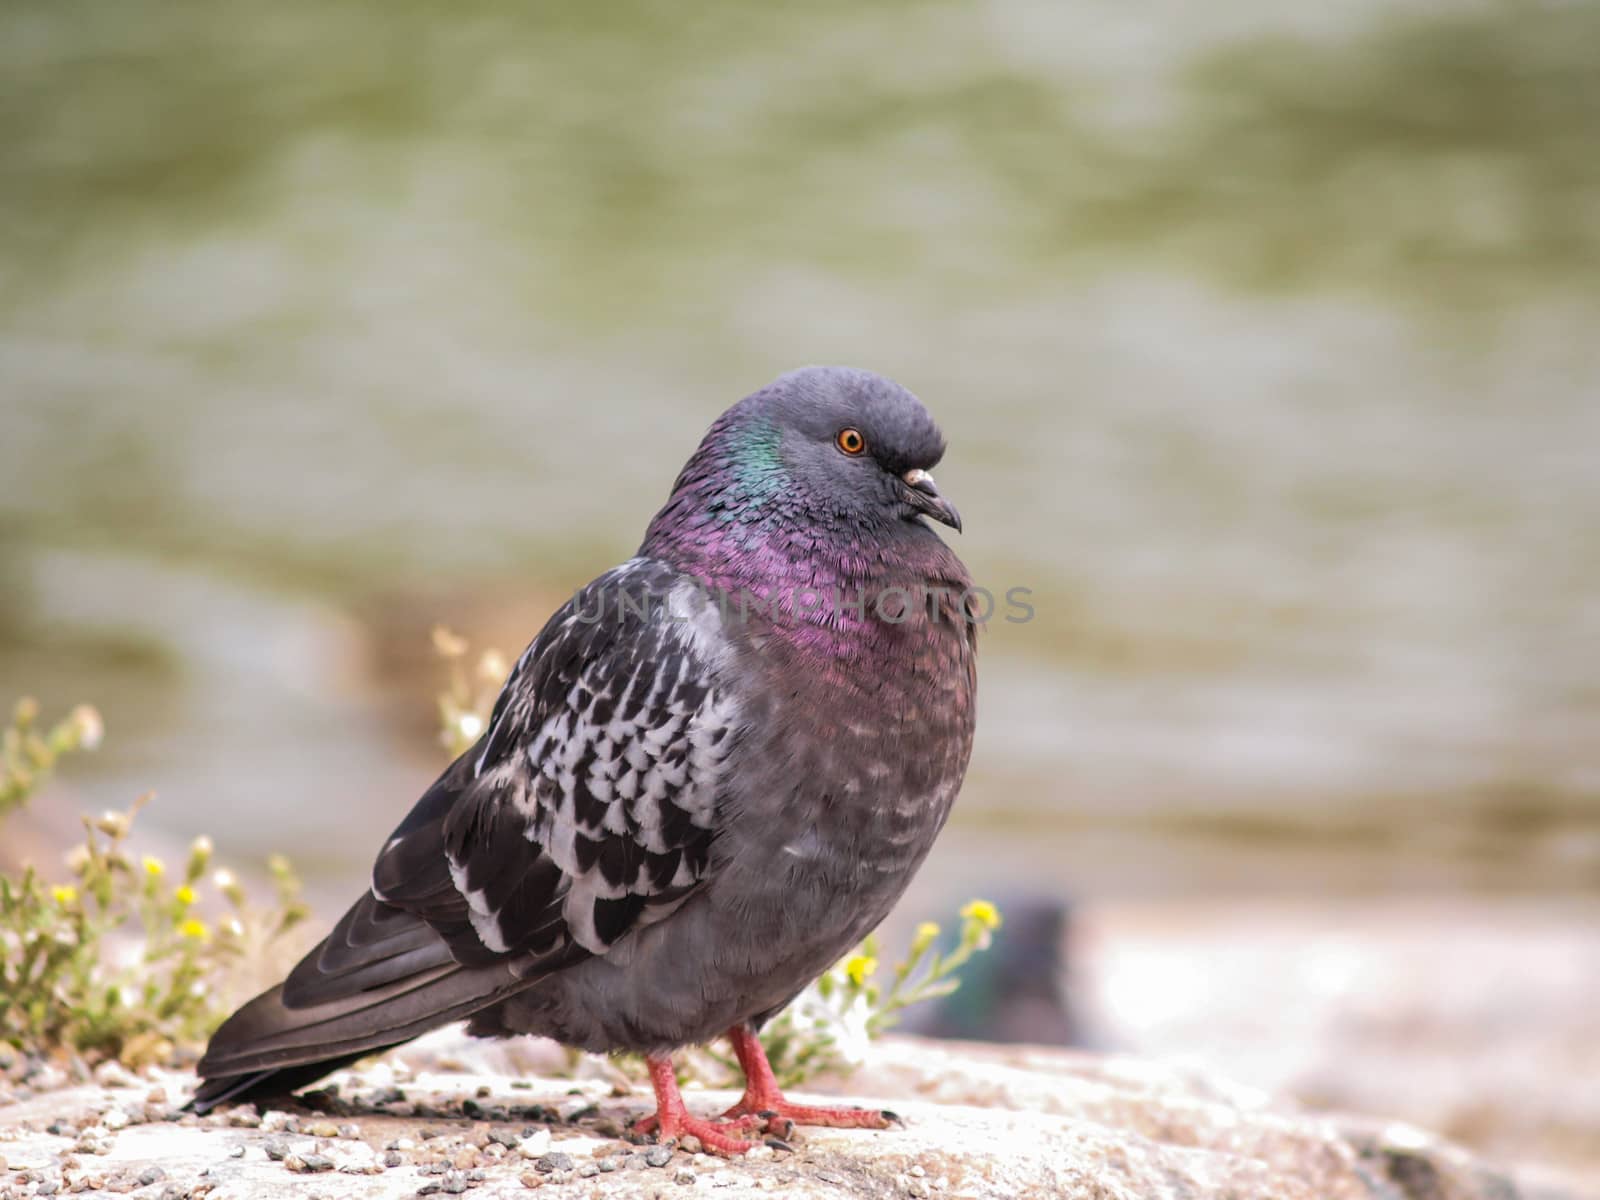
0, 1038, 1585, 1200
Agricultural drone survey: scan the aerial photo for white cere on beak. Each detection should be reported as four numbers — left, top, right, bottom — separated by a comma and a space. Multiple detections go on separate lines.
903, 468, 935, 488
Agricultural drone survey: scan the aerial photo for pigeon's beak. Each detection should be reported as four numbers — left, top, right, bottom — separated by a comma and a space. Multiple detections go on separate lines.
901, 468, 963, 533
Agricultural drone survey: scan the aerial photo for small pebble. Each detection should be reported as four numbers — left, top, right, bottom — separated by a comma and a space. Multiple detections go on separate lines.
159, 1185, 190, 1200
137, 1167, 166, 1186
451, 1147, 480, 1170
534, 1152, 574, 1173
228, 1145, 246, 1159
644, 1145, 674, 1168
907, 1181, 930, 1198
262, 1138, 290, 1161
93, 1061, 138, 1089
576, 1163, 600, 1178
389, 1137, 418, 1151
284, 1153, 336, 1173
37, 1181, 60, 1196
417, 1184, 442, 1197
674, 1169, 697, 1185
306, 1121, 340, 1139
31, 1064, 69, 1090
225, 1107, 261, 1129
383, 1151, 404, 1168
486, 1128, 520, 1149
519, 1172, 544, 1189
596, 1156, 620, 1173
679, 1135, 703, 1155
909, 1165, 926, 1178
101, 1109, 130, 1131
745, 1144, 774, 1162
442, 1170, 471, 1194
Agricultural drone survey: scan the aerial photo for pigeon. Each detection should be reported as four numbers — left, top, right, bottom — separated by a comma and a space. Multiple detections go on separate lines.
188, 366, 978, 1154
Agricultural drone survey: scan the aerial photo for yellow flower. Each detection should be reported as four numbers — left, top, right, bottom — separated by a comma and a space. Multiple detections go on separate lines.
960, 899, 1002, 931
178, 918, 209, 941
51, 885, 78, 906
142, 855, 165, 877
175, 885, 197, 906
843, 954, 878, 986
911, 921, 941, 955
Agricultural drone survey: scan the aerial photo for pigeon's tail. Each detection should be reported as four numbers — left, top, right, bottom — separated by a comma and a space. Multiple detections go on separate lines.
189, 892, 537, 1114
188, 1047, 396, 1113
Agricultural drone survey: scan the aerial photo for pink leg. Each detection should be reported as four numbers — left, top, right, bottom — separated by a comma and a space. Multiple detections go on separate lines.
631, 1053, 763, 1156
718, 1023, 898, 1135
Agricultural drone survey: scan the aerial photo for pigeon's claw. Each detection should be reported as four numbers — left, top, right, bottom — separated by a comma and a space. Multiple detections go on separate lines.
630, 1110, 764, 1139
719, 1096, 896, 1133
722, 1022, 902, 1136
649, 1111, 764, 1156
640, 1053, 764, 1157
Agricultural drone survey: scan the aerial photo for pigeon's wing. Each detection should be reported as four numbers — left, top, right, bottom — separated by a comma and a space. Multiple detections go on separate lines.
191, 559, 741, 1102
366, 558, 740, 969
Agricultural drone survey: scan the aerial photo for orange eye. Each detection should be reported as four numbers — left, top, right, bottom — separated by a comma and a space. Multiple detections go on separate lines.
836, 428, 866, 456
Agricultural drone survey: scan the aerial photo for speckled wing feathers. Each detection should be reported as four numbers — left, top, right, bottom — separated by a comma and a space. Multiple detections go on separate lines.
371, 559, 738, 970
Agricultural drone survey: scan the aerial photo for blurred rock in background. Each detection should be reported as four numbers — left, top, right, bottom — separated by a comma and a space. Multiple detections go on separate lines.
897, 896, 1095, 1050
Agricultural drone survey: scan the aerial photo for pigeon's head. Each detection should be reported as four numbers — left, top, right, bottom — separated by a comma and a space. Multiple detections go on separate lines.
714, 366, 961, 534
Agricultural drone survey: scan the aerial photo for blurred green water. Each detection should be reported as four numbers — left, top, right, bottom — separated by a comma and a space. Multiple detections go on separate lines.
2, 0, 1597, 894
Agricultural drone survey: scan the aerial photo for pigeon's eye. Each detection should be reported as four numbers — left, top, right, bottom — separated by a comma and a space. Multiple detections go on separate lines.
836, 428, 866, 456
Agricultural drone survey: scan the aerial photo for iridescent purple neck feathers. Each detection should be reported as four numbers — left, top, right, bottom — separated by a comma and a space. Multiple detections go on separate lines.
639, 407, 972, 663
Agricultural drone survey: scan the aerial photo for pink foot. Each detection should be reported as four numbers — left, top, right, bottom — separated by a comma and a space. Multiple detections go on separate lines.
636, 1109, 764, 1155
636, 1054, 766, 1156
719, 1095, 897, 1136
721, 1023, 900, 1137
